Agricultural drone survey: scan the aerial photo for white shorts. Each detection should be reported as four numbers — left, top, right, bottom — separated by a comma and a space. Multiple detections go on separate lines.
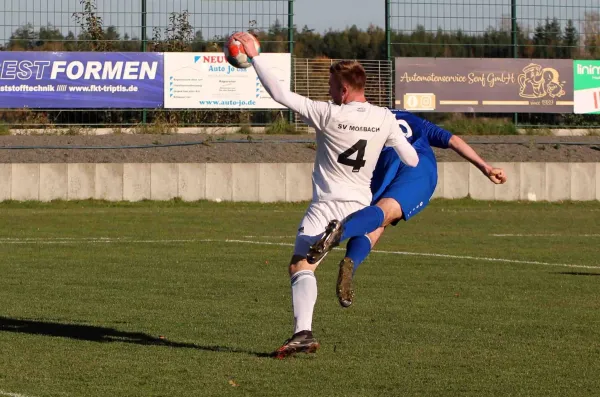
293, 200, 365, 258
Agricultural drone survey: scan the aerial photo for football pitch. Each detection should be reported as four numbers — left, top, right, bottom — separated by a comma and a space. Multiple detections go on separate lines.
0, 199, 598, 397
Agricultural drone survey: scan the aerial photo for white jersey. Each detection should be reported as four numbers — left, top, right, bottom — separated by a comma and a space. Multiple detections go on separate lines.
302, 101, 407, 205
252, 56, 418, 207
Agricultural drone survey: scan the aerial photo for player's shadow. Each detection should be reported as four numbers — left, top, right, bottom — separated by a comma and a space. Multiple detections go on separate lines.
0, 316, 273, 358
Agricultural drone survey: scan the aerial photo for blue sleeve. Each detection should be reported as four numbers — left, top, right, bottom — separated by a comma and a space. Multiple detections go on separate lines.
392, 110, 453, 149
403, 112, 453, 149
422, 117, 453, 149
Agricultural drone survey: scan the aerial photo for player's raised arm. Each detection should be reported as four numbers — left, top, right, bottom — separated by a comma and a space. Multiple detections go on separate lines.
386, 114, 419, 167
404, 113, 505, 184
232, 32, 330, 130
448, 135, 507, 184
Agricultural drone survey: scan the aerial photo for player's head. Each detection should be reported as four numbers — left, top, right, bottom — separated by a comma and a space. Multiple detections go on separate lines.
329, 61, 366, 105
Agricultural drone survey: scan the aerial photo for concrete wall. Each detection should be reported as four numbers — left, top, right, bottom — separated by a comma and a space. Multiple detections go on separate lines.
0, 162, 597, 202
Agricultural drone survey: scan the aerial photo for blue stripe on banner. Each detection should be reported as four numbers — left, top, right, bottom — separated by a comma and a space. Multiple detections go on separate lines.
0, 52, 164, 109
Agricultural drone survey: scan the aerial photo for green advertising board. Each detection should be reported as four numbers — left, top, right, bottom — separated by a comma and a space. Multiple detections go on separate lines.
574, 60, 600, 114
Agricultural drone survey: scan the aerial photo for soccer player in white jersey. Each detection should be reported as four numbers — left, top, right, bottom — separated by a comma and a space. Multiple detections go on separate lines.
232, 32, 418, 358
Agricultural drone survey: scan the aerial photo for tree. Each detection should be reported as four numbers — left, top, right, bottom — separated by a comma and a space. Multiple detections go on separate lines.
363, 25, 385, 60
8, 24, 37, 50
72, 0, 112, 51
295, 25, 325, 57
191, 30, 207, 52
2, 12, 587, 62
532, 22, 546, 57
150, 10, 194, 52
483, 26, 511, 58
532, 18, 561, 58
64, 31, 77, 51
562, 19, 579, 58
38, 24, 65, 50
255, 19, 288, 53
7, 23, 65, 50
583, 11, 599, 58
104, 26, 120, 43
322, 29, 352, 59
121, 33, 141, 52
545, 18, 562, 58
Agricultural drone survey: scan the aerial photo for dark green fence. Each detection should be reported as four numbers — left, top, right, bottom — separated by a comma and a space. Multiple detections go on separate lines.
386, 0, 600, 128
0, 0, 293, 129
0, 0, 598, 130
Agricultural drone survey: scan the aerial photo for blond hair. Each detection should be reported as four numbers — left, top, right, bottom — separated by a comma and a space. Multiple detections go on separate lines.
329, 60, 366, 90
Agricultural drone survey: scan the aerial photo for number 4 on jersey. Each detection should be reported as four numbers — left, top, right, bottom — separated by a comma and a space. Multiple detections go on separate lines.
338, 139, 367, 172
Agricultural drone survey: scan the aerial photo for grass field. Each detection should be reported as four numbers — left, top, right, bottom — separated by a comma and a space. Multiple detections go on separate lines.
0, 199, 599, 397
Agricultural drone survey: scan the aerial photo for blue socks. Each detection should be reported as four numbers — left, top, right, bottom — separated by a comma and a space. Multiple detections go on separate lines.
340, 206, 385, 242
346, 235, 372, 273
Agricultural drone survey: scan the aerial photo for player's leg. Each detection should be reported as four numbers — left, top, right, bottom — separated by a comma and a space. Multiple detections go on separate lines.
307, 149, 401, 265
336, 226, 385, 307
336, 157, 438, 307
274, 203, 324, 359
338, 148, 404, 238
343, 156, 437, 244
329, 196, 403, 245
346, 226, 385, 272
307, 202, 399, 265
288, 253, 321, 337
275, 201, 363, 358
273, 254, 321, 359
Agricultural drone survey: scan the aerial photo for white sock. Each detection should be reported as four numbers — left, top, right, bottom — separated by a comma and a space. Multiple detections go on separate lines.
290, 270, 317, 334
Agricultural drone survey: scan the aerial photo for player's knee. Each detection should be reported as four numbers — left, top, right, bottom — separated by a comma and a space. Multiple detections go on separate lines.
384, 212, 403, 226
376, 198, 403, 226
366, 227, 385, 248
289, 256, 316, 276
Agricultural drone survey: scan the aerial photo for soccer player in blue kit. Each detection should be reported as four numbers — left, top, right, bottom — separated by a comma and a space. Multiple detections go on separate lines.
307, 109, 507, 307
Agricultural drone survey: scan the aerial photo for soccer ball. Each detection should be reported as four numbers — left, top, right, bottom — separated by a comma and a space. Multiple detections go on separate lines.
224, 33, 261, 69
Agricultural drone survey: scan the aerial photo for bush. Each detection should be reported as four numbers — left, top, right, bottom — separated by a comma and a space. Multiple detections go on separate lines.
265, 115, 297, 134
440, 116, 518, 135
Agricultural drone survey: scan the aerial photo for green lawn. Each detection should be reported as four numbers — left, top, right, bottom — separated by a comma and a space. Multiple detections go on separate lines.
0, 200, 599, 397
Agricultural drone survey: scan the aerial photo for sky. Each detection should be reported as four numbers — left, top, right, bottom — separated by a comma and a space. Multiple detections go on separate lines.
295, 0, 595, 33
0, 0, 595, 42
295, 0, 384, 32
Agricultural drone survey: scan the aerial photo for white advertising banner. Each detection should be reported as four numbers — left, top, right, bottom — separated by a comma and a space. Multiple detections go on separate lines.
164, 52, 291, 109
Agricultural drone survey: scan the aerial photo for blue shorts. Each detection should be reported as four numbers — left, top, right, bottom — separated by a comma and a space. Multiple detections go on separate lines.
371, 148, 438, 222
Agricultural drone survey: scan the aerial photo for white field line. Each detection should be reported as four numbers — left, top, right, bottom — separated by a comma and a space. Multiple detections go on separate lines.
203, 238, 600, 270
0, 239, 197, 244
0, 237, 598, 270
369, 248, 600, 270
215, 239, 600, 271
243, 235, 297, 239
491, 234, 600, 237
438, 209, 600, 213
0, 237, 115, 241
0, 390, 37, 397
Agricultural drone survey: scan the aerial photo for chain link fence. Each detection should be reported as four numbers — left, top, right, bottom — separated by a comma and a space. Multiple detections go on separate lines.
0, 0, 598, 131
387, 0, 600, 128
0, 0, 294, 130
293, 58, 393, 131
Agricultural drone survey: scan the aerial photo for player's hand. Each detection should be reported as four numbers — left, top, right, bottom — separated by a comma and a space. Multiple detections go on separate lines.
486, 168, 507, 184
232, 32, 260, 58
